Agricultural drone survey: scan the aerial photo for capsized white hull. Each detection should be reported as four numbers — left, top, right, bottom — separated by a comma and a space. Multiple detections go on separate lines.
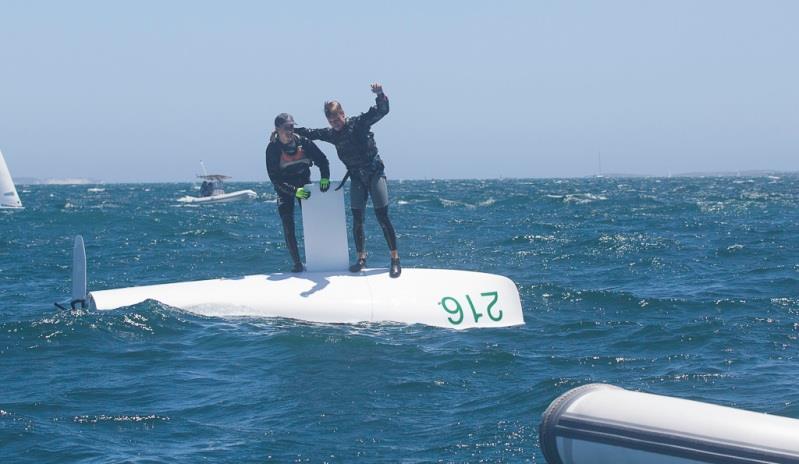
177, 189, 257, 204
88, 268, 524, 330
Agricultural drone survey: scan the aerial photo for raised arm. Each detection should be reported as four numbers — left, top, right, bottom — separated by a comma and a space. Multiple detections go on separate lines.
356, 82, 390, 128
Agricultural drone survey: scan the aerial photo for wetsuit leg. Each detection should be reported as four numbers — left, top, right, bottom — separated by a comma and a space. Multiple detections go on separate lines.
278, 195, 301, 267
368, 175, 389, 209
368, 176, 396, 251
351, 208, 366, 253
374, 206, 397, 251
350, 175, 368, 210
350, 176, 369, 254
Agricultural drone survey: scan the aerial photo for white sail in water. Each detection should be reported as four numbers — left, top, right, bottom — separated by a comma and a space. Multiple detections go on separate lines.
0, 149, 23, 209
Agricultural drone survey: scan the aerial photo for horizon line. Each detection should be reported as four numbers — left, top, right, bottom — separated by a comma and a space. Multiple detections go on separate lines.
14, 170, 799, 185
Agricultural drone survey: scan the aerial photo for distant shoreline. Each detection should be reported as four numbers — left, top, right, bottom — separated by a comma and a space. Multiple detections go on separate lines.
14, 170, 798, 185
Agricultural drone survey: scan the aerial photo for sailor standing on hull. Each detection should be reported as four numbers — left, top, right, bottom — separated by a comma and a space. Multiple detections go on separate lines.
295, 83, 401, 278
266, 113, 331, 272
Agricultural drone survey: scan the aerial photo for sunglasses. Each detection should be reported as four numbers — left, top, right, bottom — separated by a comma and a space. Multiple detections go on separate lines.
280, 124, 294, 132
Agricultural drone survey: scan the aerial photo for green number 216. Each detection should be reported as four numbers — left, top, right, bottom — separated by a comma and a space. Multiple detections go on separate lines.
439, 292, 502, 325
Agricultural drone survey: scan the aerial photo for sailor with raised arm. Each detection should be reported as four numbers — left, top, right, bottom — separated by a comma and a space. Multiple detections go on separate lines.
266, 113, 331, 272
295, 83, 401, 278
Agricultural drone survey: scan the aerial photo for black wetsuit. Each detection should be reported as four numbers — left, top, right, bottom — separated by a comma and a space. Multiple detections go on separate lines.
296, 94, 388, 175
265, 134, 330, 268
295, 94, 397, 253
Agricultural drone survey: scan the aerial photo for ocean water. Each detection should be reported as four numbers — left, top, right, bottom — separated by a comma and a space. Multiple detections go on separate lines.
1, 177, 798, 463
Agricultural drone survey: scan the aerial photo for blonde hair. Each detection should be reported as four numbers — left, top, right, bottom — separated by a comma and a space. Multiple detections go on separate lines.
324, 100, 344, 118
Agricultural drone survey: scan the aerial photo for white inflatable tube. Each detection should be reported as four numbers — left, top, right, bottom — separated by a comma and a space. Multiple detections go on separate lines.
88, 268, 524, 330
177, 189, 257, 204
540, 384, 799, 464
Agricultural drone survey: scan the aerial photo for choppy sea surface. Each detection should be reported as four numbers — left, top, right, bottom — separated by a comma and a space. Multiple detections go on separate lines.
1, 177, 798, 462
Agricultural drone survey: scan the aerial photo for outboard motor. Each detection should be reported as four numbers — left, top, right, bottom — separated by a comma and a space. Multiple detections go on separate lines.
540, 383, 799, 464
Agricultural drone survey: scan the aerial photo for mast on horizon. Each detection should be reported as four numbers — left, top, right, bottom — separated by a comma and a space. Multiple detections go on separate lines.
596, 151, 604, 178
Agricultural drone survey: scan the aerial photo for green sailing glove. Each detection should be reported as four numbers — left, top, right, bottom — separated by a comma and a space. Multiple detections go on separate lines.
320, 178, 330, 192
295, 187, 311, 200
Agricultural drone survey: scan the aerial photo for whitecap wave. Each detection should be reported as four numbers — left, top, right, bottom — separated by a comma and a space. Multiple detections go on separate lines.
563, 193, 607, 204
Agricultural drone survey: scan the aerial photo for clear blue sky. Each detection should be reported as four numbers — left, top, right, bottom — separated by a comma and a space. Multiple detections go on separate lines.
1, 0, 797, 182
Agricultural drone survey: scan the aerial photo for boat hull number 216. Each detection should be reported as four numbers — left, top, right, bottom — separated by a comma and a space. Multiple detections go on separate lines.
438, 291, 502, 325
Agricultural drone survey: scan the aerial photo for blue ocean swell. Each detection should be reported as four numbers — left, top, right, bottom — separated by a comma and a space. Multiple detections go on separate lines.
1, 176, 797, 462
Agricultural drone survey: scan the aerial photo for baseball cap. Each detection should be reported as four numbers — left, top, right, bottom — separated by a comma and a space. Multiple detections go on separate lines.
274, 113, 295, 128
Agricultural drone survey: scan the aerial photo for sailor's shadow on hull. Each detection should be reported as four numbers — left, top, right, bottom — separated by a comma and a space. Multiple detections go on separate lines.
266, 272, 330, 297
266, 268, 389, 297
